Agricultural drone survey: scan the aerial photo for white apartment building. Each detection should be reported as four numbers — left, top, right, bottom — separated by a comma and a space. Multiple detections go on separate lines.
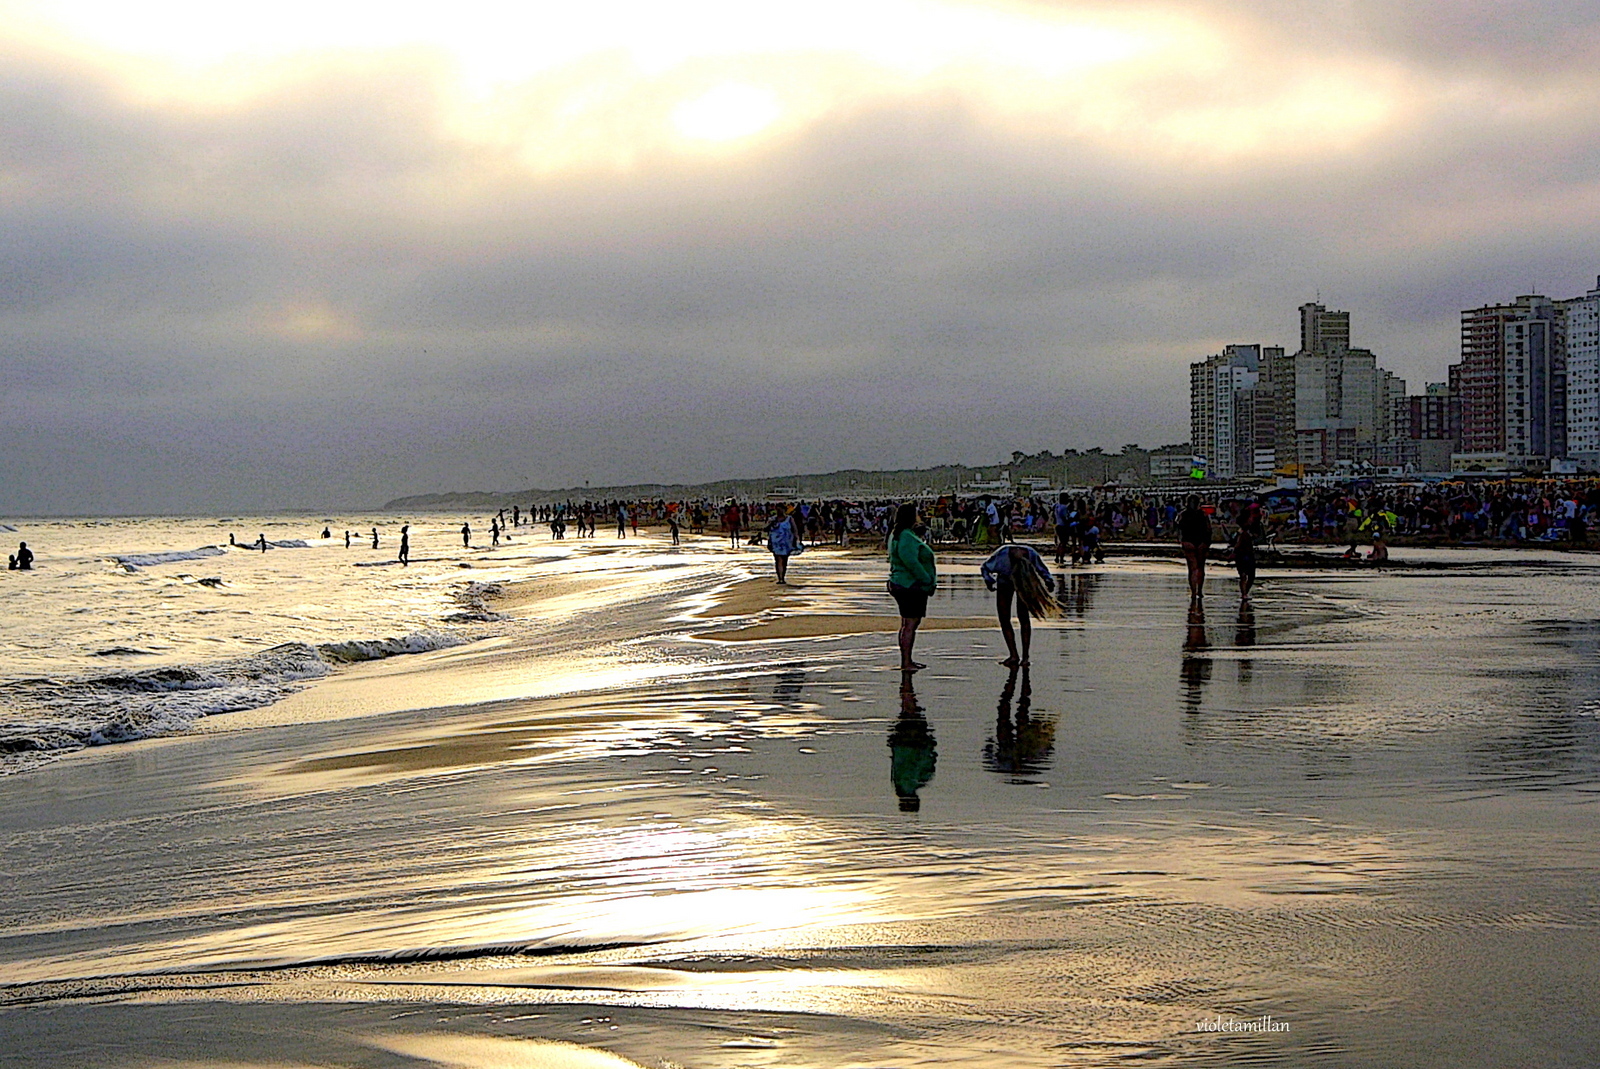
1190, 345, 1261, 479
1562, 278, 1600, 456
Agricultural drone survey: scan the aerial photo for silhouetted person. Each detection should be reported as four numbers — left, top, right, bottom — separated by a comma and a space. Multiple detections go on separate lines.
889, 676, 937, 812
398, 525, 410, 566
256, 533, 268, 553
321, 526, 331, 539
13, 542, 31, 570
371, 528, 379, 549
461, 522, 471, 548
616, 505, 628, 538
229, 533, 237, 546
345, 530, 351, 548
1177, 494, 1212, 602
491, 518, 500, 547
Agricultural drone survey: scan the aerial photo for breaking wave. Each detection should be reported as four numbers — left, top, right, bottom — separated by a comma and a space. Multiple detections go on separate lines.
0, 632, 466, 771
111, 546, 227, 569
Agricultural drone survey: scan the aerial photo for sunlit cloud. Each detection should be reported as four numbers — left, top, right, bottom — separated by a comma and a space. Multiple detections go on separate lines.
671, 82, 782, 143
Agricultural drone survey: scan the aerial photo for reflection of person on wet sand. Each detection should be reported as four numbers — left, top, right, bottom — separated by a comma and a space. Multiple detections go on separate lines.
1181, 602, 1211, 710
889, 676, 937, 812
984, 666, 1056, 781
980, 543, 1056, 667
1235, 603, 1255, 686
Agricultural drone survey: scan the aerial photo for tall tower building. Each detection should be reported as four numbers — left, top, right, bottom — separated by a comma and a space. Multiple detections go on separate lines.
1280, 302, 1402, 470
1561, 277, 1600, 458
1450, 295, 1566, 469
1190, 344, 1262, 479
1301, 303, 1351, 357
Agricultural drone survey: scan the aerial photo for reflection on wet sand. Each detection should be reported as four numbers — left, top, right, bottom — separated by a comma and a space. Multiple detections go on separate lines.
1181, 603, 1211, 712
1057, 570, 1101, 618
889, 675, 937, 812
1235, 604, 1255, 686
983, 667, 1056, 784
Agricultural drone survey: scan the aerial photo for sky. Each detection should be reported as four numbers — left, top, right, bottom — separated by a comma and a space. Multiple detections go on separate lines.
4, 0, 1600, 513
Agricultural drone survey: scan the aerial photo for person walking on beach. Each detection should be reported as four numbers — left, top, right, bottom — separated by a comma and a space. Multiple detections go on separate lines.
398, 525, 410, 566
616, 505, 628, 538
767, 506, 803, 585
491, 517, 501, 547
461, 522, 471, 548
344, 530, 351, 549
1053, 493, 1071, 565
723, 502, 742, 548
1232, 500, 1261, 602
981, 543, 1056, 667
887, 503, 937, 672
1177, 494, 1212, 602
667, 506, 681, 546
371, 528, 379, 550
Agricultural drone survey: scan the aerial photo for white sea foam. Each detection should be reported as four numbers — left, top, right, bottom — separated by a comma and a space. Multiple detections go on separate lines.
111, 546, 227, 569
0, 631, 468, 769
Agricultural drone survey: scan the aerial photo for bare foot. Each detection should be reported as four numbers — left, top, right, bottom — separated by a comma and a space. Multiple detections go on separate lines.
999, 656, 1021, 667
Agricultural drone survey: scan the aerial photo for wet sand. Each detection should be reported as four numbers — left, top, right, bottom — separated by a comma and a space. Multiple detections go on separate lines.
4, 540, 1600, 1067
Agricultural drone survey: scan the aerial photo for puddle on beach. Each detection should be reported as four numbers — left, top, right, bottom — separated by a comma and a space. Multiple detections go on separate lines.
4, 551, 1600, 1066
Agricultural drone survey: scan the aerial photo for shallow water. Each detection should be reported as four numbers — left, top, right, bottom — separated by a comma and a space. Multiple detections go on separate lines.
3, 537, 1600, 1066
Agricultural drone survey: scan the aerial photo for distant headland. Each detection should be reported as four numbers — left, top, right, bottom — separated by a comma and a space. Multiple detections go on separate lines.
381, 445, 1189, 509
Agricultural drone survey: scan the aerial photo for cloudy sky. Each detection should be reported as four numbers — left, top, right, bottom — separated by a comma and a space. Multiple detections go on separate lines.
4, 0, 1600, 513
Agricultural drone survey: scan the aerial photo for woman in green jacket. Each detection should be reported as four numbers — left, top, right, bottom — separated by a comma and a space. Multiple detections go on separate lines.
887, 502, 937, 673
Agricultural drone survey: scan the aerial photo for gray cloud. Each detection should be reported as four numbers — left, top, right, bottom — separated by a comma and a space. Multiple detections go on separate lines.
5, 2, 1600, 512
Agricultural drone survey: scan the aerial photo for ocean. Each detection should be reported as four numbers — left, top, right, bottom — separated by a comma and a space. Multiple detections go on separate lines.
2, 519, 1599, 1066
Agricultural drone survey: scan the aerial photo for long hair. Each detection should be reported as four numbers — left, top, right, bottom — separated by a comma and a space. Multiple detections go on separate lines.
891, 502, 918, 537
1010, 549, 1059, 619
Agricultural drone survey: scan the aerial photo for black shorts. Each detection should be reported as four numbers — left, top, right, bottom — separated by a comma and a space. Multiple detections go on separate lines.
888, 580, 929, 619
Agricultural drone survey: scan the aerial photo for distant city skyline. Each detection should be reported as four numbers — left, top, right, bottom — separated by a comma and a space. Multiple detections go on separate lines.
1191, 275, 1600, 478
6, 1, 1600, 512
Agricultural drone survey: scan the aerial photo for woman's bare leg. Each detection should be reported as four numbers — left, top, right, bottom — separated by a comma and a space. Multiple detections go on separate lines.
997, 586, 1020, 666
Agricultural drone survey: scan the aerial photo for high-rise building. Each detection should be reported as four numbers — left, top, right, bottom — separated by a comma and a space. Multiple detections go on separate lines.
1190, 344, 1268, 479
1301, 302, 1350, 357
1279, 302, 1403, 471
1560, 277, 1600, 458
1381, 382, 1461, 471
1449, 295, 1566, 470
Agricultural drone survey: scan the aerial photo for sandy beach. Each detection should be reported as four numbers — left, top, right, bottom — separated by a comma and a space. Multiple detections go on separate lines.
4, 529, 1600, 1067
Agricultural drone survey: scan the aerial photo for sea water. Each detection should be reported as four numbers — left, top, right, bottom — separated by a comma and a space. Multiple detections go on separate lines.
2, 534, 1600, 1066
0, 514, 613, 769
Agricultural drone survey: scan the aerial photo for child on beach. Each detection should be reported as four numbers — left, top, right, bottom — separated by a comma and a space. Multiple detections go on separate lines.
980, 543, 1056, 667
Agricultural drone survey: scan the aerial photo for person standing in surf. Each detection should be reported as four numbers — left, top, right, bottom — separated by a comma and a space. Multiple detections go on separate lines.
887, 503, 937, 673
767, 505, 803, 585
980, 543, 1056, 667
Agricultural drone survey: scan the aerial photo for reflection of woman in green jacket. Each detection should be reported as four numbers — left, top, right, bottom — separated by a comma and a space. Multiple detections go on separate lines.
889, 676, 937, 812
886, 502, 937, 672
